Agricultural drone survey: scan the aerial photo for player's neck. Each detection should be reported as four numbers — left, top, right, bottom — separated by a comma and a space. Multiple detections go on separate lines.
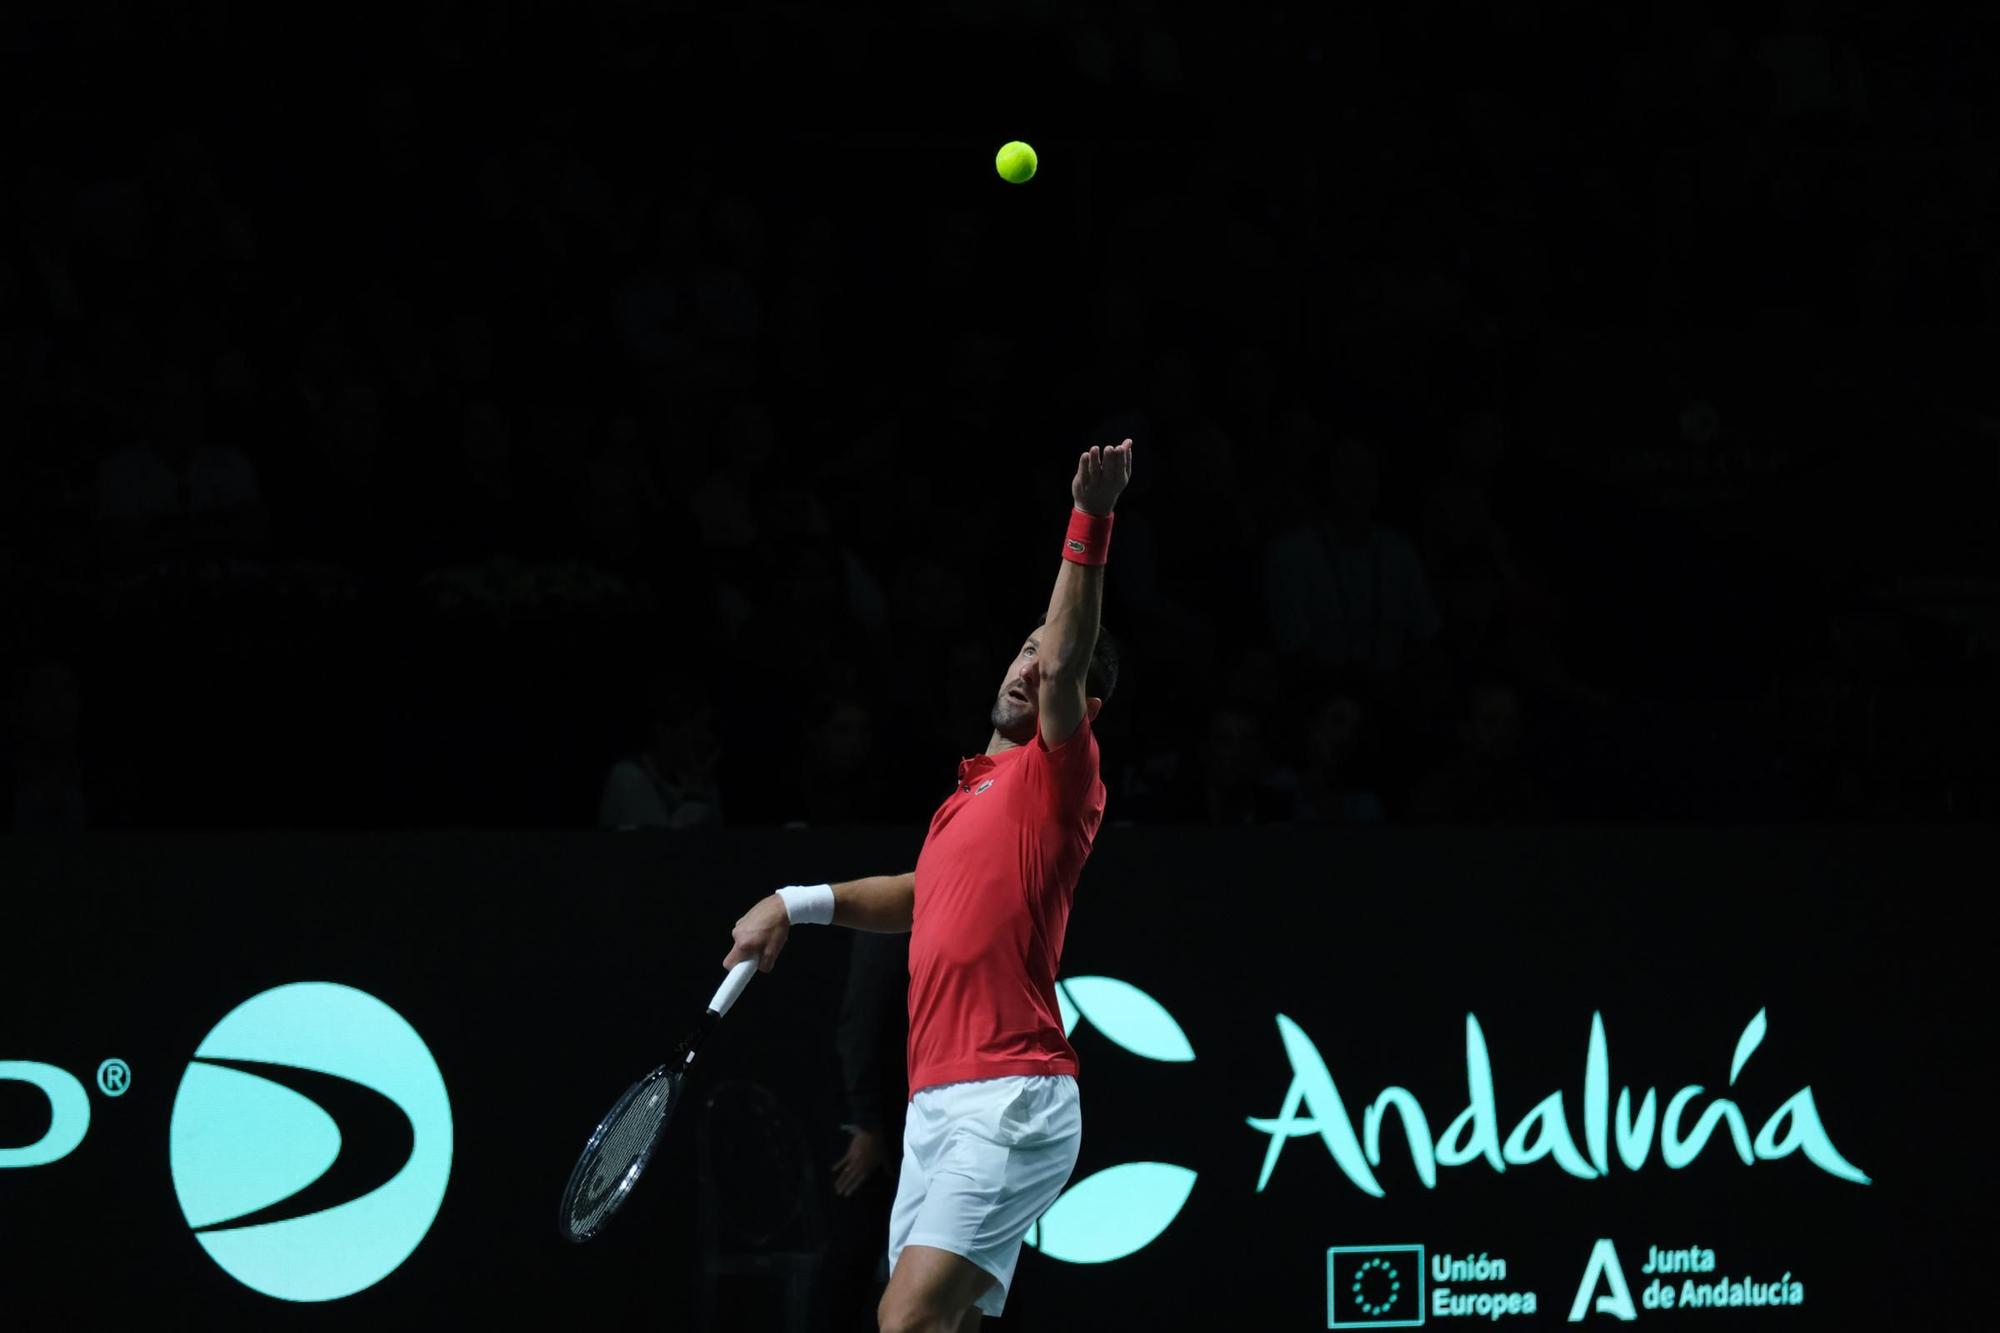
986, 730, 1024, 756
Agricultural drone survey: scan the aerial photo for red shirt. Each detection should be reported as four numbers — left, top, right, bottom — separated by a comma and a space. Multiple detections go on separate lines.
906, 714, 1106, 1096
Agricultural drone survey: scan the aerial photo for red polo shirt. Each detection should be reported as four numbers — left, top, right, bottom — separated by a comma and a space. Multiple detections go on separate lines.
906, 713, 1107, 1096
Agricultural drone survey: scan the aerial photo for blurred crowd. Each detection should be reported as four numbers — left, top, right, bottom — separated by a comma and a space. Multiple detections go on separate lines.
4, 0, 1997, 831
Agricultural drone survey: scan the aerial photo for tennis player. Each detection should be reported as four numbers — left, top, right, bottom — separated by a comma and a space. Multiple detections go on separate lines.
723, 439, 1132, 1332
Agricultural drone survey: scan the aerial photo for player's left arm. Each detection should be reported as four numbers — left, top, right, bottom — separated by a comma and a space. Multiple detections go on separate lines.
1032, 440, 1134, 747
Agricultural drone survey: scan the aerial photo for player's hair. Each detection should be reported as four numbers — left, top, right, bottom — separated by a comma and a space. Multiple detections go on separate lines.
1033, 616, 1120, 703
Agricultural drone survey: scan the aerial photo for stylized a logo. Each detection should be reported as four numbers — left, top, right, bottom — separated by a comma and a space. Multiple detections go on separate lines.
168, 983, 452, 1302
1567, 1238, 1638, 1322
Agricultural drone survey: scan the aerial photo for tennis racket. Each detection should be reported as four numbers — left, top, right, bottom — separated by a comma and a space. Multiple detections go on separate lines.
557, 958, 759, 1242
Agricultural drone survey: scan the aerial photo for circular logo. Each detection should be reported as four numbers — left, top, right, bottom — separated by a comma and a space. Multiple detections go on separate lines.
1352, 1256, 1402, 1316
168, 983, 453, 1302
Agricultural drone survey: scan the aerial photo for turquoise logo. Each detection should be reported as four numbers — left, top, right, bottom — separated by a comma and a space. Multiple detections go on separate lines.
1328, 1245, 1426, 1328
1249, 1008, 1867, 1196
168, 982, 453, 1302
1022, 976, 1197, 1265
0, 1062, 91, 1167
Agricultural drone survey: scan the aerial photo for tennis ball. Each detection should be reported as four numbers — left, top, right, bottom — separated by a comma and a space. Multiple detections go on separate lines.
995, 140, 1038, 184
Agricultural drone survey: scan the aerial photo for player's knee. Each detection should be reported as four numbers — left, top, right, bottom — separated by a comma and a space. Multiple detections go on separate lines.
876, 1292, 955, 1333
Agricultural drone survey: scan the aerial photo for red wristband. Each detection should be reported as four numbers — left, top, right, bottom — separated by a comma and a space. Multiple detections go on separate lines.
1063, 507, 1114, 566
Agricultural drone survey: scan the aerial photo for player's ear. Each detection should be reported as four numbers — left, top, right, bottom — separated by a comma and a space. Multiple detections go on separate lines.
1086, 697, 1102, 721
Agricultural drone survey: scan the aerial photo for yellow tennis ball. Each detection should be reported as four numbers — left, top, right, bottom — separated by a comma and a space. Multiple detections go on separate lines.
995, 140, 1038, 184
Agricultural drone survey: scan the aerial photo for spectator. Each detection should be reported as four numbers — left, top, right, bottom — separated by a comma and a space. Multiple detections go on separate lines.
1287, 691, 1388, 826
1130, 699, 1292, 826
90, 365, 267, 563
818, 929, 910, 1332
1262, 436, 1441, 686
574, 413, 666, 573
1409, 680, 1551, 824
688, 401, 778, 644
597, 670, 723, 830
1199, 702, 1293, 825
783, 693, 888, 827
689, 401, 777, 554
449, 398, 520, 560
1421, 409, 1515, 581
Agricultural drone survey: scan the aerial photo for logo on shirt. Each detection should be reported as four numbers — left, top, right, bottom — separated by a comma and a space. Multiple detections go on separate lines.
973, 779, 994, 795
1022, 975, 1197, 1266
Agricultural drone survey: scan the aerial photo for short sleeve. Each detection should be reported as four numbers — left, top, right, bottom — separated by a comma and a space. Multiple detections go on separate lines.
1022, 711, 1103, 818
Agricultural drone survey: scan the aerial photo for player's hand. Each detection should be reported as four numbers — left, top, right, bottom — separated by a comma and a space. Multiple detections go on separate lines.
833, 1126, 887, 1196
1072, 438, 1134, 515
723, 894, 791, 973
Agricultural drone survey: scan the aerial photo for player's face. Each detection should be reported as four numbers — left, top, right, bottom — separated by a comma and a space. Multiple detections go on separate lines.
990, 633, 1041, 739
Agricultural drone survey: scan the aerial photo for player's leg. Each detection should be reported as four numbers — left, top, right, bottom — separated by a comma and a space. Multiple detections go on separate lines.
958, 1307, 984, 1332
876, 1243, 994, 1333
884, 1075, 1081, 1327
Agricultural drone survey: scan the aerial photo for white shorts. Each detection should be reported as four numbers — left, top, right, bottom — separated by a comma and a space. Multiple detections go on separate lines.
887, 1074, 1082, 1317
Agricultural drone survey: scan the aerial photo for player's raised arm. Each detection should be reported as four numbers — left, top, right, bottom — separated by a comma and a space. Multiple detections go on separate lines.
1031, 440, 1133, 746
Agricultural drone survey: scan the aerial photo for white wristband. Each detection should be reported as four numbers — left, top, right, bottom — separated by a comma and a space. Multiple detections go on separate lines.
777, 883, 836, 926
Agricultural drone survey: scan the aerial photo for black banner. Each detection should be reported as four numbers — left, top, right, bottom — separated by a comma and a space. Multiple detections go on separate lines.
2, 829, 1990, 1328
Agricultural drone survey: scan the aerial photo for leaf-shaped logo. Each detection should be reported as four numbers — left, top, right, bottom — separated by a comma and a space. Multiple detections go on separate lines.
1022, 1163, 1197, 1264
1056, 976, 1195, 1063
1730, 1007, 1767, 1086
1031, 976, 1198, 1265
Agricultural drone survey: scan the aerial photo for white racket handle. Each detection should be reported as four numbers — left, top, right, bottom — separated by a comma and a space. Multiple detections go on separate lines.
707, 958, 757, 1017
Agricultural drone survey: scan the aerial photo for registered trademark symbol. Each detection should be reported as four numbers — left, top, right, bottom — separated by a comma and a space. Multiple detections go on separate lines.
96, 1059, 131, 1097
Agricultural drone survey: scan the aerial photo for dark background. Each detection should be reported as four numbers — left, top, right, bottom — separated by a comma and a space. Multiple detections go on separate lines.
6, 2, 1999, 832
5, 3, 1997, 1329
1, 829, 1991, 1329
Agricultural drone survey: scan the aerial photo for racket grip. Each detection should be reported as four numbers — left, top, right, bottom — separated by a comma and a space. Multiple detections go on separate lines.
707, 958, 757, 1018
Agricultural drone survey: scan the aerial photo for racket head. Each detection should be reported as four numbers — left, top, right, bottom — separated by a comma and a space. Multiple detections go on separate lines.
558, 1062, 686, 1242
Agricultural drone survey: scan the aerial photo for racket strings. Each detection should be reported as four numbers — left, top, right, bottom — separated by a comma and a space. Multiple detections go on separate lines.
564, 1073, 680, 1237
